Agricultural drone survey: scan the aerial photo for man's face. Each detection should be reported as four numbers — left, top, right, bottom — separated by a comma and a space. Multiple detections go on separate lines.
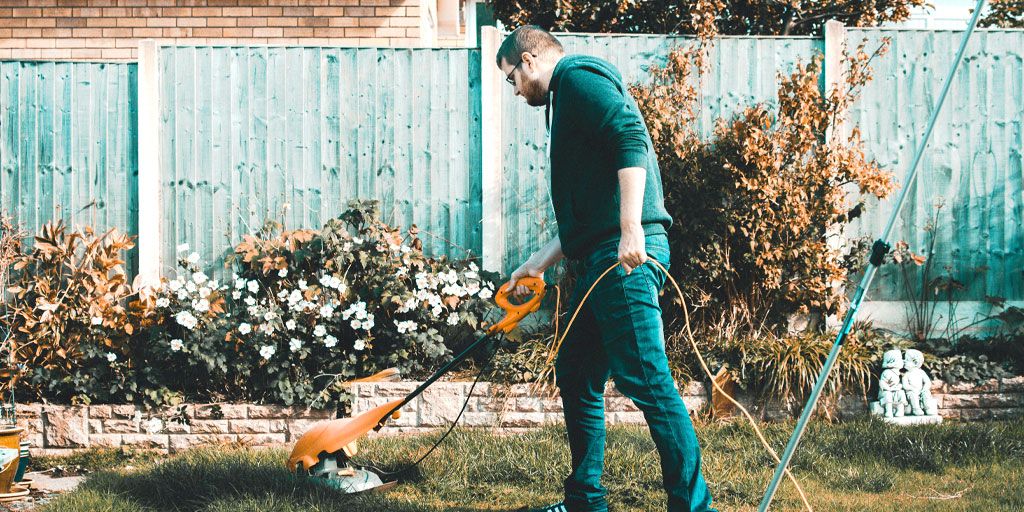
501, 55, 547, 107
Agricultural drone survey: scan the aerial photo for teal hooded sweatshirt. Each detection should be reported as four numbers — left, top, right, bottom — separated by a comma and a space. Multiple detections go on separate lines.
547, 54, 673, 260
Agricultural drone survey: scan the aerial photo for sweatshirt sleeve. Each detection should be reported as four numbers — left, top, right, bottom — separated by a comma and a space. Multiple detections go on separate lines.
559, 66, 649, 170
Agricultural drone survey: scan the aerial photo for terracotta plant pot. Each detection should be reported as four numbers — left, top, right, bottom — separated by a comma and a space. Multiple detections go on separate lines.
0, 426, 21, 494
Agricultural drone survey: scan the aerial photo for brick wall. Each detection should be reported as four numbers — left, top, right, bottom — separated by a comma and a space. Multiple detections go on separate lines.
15, 376, 1023, 456
0, 0, 424, 61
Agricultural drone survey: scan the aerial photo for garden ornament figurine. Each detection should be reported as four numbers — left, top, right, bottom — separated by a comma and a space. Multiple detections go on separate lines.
876, 349, 908, 418
901, 349, 938, 416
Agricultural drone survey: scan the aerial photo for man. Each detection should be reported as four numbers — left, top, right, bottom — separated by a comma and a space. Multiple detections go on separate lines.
499, 26, 718, 512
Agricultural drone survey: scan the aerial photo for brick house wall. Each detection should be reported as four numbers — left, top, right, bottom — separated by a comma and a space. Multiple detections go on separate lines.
0, 0, 474, 61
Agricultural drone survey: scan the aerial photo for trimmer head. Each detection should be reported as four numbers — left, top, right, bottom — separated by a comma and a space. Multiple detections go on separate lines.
305, 451, 396, 494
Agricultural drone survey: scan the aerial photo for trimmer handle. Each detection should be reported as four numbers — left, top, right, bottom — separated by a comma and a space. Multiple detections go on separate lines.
487, 276, 546, 334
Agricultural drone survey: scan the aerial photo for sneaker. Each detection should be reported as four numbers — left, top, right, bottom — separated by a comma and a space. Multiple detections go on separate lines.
519, 503, 568, 512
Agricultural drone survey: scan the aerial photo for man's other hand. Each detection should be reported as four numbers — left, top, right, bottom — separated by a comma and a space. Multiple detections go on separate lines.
618, 224, 647, 274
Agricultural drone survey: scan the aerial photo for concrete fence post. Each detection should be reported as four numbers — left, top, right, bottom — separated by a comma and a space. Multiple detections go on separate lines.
480, 26, 505, 273
137, 39, 162, 287
824, 20, 850, 330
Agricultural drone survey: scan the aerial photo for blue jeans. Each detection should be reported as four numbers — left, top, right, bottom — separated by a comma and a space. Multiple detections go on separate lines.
555, 233, 717, 512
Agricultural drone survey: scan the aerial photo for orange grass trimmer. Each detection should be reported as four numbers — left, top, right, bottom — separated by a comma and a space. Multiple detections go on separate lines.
287, 276, 546, 493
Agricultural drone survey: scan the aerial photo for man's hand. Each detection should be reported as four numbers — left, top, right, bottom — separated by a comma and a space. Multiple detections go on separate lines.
617, 167, 647, 274
507, 261, 545, 299
618, 222, 647, 274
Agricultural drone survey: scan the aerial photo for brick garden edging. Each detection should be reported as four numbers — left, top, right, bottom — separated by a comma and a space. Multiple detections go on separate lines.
15, 376, 1024, 455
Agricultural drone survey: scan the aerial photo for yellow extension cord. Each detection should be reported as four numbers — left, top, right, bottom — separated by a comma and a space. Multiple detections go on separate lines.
535, 259, 813, 512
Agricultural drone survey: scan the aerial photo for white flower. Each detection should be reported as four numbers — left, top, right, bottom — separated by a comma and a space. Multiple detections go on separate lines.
192, 298, 210, 313
323, 335, 338, 348
285, 319, 297, 331
187, 252, 200, 264
298, 279, 308, 290
145, 417, 164, 434
277, 289, 288, 299
231, 291, 241, 300
441, 270, 457, 284
106, 352, 117, 362
396, 320, 418, 334
168, 279, 182, 292
465, 271, 478, 279
397, 297, 417, 314
289, 338, 302, 352
313, 325, 327, 337
235, 278, 246, 290
247, 280, 259, 294
238, 323, 252, 335
343, 242, 353, 252
192, 272, 208, 285
288, 289, 302, 304
319, 304, 335, 318
353, 237, 363, 244
259, 344, 276, 359
176, 243, 190, 253
469, 262, 478, 272
175, 311, 198, 330
198, 286, 211, 298
350, 319, 362, 330
362, 314, 374, 330
185, 281, 197, 293
342, 301, 367, 320
264, 311, 276, 321
170, 338, 184, 351
466, 282, 481, 296
353, 338, 366, 351
447, 313, 460, 326
91, 316, 103, 325
260, 323, 275, 335
415, 272, 431, 290
177, 289, 189, 301
244, 297, 256, 306
478, 288, 493, 300
432, 305, 444, 317
156, 297, 170, 308
247, 305, 260, 317
278, 268, 288, 278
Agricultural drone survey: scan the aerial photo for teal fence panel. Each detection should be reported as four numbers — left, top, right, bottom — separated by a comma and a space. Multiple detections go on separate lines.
0, 60, 138, 276
846, 28, 1024, 301
499, 34, 823, 272
158, 46, 482, 277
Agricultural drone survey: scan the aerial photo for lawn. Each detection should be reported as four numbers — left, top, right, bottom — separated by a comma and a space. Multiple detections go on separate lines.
35, 417, 1024, 511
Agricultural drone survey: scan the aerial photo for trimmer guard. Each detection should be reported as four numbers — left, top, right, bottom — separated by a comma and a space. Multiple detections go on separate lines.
288, 398, 403, 472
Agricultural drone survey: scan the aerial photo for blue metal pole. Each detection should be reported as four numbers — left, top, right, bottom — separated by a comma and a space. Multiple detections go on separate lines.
757, 1, 988, 509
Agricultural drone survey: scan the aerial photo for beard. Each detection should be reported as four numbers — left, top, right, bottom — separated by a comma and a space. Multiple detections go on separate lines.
520, 78, 547, 107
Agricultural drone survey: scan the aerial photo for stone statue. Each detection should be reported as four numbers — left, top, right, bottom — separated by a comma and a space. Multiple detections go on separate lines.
901, 348, 938, 416
877, 349, 908, 418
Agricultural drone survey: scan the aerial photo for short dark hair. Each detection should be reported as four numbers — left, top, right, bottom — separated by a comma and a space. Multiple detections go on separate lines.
496, 25, 564, 68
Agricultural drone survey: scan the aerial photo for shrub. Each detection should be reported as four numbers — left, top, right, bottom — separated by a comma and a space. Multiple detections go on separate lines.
0, 202, 502, 410
3, 221, 163, 404
145, 200, 502, 408
631, 38, 896, 335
